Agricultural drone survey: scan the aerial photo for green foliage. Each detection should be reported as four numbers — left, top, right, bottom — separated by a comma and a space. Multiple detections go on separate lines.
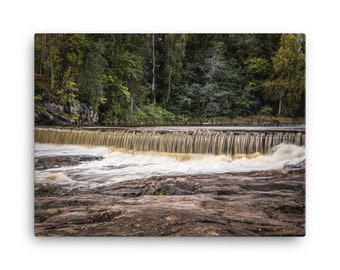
259, 105, 273, 116
78, 41, 106, 112
178, 82, 257, 119
178, 114, 190, 124
164, 34, 186, 102
34, 34, 305, 125
100, 74, 131, 123
128, 104, 175, 125
60, 34, 87, 88
114, 51, 144, 81
201, 41, 226, 82
244, 57, 271, 84
263, 34, 305, 117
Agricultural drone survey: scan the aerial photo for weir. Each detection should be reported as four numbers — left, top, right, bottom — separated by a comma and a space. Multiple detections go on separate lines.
34, 127, 305, 156
34, 127, 305, 155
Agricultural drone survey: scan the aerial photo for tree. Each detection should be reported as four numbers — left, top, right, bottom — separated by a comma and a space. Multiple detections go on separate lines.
35, 34, 47, 76
243, 57, 271, 113
78, 40, 106, 112
200, 41, 226, 83
100, 74, 130, 123
164, 34, 186, 102
151, 34, 156, 104
62, 34, 87, 88
263, 34, 305, 116
113, 51, 145, 115
34, 34, 305, 126
43, 35, 62, 91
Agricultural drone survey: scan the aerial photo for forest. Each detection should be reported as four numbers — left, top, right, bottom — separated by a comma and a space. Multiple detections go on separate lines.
34, 33, 305, 126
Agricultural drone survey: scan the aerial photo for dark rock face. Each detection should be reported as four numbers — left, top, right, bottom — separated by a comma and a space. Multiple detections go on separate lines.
34, 155, 103, 170
77, 103, 98, 125
35, 168, 305, 237
35, 102, 98, 126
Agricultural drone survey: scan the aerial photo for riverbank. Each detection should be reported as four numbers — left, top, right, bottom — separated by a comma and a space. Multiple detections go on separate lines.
35, 168, 305, 236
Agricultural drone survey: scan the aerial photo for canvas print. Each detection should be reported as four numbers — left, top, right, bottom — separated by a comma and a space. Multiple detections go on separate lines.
34, 34, 305, 236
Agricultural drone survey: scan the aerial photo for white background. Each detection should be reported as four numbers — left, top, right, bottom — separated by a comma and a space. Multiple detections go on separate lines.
1, 0, 339, 269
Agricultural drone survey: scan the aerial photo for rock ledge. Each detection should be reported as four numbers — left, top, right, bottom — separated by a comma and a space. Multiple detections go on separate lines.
35, 169, 305, 236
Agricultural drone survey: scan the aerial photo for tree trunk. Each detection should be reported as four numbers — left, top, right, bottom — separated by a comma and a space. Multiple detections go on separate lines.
40, 34, 47, 76
50, 62, 54, 90
167, 69, 171, 103
130, 89, 134, 115
39, 35, 44, 75
277, 97, 282, 116
151, 34, 156, 104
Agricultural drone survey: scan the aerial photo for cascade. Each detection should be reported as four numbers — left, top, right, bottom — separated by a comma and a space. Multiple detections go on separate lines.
34, 127, 305, 156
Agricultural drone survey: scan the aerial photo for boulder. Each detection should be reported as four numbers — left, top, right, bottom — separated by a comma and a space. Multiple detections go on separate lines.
283, 159, 305, 170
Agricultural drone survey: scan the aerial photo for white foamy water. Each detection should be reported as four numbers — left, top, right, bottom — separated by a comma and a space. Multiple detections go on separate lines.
34, 143, 305, 189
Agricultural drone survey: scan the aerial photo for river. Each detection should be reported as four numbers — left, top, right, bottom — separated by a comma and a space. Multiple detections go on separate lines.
35, 141, 305, 190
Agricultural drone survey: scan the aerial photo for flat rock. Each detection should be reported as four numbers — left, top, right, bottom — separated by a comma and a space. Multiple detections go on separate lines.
35, 168, 305, 236
34, 155, 102, 170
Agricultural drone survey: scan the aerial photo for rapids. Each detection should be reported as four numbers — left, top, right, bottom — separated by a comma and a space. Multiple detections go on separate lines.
34, 142, 305, 190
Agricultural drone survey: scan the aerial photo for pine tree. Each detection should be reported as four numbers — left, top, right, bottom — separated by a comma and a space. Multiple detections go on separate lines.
78, 40, 106, 112
164, 34, 186, 102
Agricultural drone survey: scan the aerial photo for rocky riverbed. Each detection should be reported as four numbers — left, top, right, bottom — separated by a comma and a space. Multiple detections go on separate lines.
35, 167, 305, 237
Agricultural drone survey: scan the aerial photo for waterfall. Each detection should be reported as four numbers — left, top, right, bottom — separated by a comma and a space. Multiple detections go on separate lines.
34, 127, 305, 156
